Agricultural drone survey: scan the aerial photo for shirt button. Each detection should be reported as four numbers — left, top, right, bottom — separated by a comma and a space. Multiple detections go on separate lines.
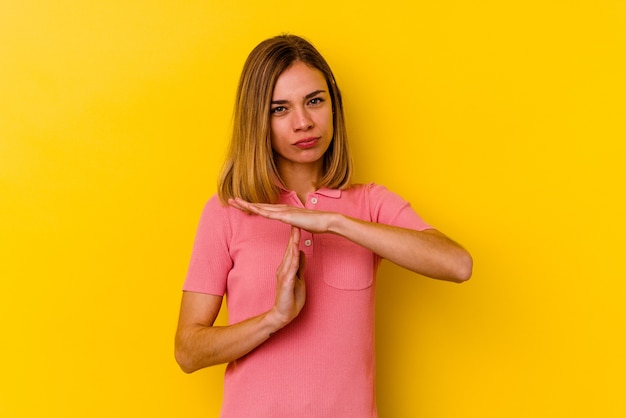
310, 197, 318, 204
304, 239, 312, 247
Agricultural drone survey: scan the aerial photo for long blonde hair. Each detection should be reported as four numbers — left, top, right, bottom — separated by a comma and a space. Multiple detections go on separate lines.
218, 34, 352, 203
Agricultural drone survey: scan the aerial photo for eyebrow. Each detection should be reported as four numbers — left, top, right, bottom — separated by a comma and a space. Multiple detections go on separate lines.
271, 89, 327, 105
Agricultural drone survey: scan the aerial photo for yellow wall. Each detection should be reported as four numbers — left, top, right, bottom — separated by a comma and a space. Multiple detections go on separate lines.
1, 1, 624, 416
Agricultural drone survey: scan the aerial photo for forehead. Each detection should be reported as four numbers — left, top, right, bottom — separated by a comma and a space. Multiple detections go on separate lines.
272, 62, 327, 98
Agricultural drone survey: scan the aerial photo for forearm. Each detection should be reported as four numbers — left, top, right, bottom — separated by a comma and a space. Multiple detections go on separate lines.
175, 309, 285, 373
176, 228, 305, 373
227, 198, 472, 281
329, 214, 472, 282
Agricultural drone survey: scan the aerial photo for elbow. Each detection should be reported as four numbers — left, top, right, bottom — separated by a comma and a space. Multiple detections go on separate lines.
175, 338, 201, 374
175, 332, 219, 373
175, 347, 195, 374
452, 251, 473, 283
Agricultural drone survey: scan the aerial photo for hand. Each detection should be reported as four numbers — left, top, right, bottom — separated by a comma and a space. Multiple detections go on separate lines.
270, 226, 306, 327
229, 198, 336, 234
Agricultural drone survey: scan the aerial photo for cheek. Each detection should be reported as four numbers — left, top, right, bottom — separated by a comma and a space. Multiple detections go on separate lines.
269, 120, 291, 155
269, 121, 280, 146
322, 115, 334, 138
325, 110, 334, 132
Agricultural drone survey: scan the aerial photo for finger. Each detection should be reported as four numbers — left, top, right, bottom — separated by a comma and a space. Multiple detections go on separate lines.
276, 227, 299, 281
291, 225, 301, 247
231, 200, 274, 218
249, 203, 290, 212
294, 250, 306, 308
232, 198, 286, 209
228, 198, 254, 214
230, 198, 262, 210
277, 226, 296, 273
275, 230, 301, 316
297, 250, 306, 280
233, 199, 293, 214
287, 228, 302, 279
287, 227, 301, 277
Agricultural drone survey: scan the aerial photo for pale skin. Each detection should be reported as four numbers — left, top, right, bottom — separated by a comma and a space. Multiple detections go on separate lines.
175, 61, 472, 373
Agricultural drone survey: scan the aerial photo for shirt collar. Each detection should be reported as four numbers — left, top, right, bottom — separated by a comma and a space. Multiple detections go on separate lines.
314, 187, 342, 198
274, 177, 342, 199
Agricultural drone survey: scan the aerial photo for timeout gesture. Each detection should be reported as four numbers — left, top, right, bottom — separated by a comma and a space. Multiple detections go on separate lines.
229, 198, 336, 234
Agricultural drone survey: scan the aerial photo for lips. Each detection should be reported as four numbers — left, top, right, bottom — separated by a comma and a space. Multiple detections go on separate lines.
293, 137, 319, 149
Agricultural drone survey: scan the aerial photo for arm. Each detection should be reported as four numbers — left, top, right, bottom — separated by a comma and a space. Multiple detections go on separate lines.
329, 216, 472, 282
175, 227, 306, 373
229, 198, 472, 283
175, 292, 280, 373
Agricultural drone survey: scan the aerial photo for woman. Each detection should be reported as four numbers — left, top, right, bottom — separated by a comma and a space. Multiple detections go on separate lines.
175, 34, 472, 417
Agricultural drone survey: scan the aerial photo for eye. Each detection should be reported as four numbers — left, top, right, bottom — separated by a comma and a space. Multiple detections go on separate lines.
271, 106, 287, 115
308, 97, 324, 106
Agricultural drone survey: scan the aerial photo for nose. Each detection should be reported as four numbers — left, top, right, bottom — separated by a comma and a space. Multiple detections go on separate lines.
292, 106, 313, 131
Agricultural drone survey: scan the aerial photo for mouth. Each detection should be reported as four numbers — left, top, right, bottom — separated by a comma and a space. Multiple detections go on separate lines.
293, 137, 320, 149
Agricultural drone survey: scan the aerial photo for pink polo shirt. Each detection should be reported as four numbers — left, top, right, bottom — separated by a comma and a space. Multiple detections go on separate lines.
183, 183, 432, 418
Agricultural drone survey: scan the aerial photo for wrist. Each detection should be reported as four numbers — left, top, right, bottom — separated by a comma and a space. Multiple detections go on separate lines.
263, 307, 290, 334
327, 212, 346, 235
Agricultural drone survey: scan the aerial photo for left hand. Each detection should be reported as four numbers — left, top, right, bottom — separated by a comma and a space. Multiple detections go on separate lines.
229, 198, 336, 234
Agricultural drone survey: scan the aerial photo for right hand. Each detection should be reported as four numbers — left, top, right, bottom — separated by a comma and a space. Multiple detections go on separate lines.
271, 226, 306, 327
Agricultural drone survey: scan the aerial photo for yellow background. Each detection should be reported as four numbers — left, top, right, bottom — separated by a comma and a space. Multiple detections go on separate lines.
1, 1, 625, 417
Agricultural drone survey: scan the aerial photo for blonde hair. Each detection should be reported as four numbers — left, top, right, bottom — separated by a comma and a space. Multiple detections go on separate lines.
218, 34, 352, 203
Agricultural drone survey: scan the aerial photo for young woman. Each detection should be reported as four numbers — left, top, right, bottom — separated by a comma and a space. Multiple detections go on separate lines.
175, 34, 472, 417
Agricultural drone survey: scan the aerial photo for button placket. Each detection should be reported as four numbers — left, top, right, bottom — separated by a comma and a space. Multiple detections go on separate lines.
300, 194, 317, 255
300, 232, 314, 255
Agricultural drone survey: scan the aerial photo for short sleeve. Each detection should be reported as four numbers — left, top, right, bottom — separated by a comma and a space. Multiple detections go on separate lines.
182, 195, 233, 295
367, 183, 433, 231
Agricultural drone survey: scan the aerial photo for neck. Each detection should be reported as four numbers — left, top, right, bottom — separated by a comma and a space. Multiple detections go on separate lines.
277, 161, 323, 204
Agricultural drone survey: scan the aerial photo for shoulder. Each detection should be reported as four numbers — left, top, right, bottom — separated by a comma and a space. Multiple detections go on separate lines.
196, 194, 239, 233
342, 182, 398, 202
333, 183, 409, 221
351, 183, 426, 224
200, 194, 268, 233
200, 194, 230, 218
